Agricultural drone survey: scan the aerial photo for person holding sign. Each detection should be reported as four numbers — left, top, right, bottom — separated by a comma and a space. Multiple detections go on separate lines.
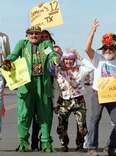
2, 26, 59, 152
85, 19, 116, 156
0, 32, 10, 138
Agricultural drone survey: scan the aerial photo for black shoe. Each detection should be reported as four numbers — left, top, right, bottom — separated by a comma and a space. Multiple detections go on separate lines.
61, 146, 69, 152
16, 145, 20, 152
75, 143, 83, 151
31, 144, 39, 151
108, 148, 116, 156
31, 146, 39, 151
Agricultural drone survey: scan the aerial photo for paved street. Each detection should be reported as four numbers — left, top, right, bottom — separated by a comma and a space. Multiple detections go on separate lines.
0, 88, 113, 156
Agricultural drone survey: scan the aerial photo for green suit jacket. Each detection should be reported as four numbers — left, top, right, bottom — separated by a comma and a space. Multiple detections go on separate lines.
7, 39, 58, 99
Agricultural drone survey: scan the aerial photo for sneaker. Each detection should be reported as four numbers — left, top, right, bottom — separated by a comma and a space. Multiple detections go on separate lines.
87, 149, 99, 156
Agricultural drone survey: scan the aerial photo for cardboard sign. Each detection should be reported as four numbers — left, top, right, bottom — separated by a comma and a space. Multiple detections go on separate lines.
97, 77, 116, 104
0, 57, 31, 90
30, 0, 63, 29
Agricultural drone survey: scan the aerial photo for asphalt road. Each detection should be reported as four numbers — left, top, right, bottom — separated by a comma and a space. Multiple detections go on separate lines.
0, 88, 113, 156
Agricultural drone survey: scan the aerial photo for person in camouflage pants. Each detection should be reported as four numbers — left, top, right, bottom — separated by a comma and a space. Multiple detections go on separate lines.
53, 49, 92, 152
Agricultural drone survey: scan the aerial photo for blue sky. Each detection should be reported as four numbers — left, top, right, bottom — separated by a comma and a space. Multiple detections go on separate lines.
0, 0, 116, 58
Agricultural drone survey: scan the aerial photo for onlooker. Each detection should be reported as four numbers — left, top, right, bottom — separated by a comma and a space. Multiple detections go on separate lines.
85, 19, 116, 156
0, 32, 10, 137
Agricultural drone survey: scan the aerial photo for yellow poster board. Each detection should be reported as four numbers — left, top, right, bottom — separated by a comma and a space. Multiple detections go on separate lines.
0, 57, 31, 90
97, 77, 116, 104
30, 0, 63, 29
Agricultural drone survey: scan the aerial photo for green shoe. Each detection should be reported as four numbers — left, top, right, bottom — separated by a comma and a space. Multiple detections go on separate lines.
16, 144, 29, 152
41, 142, 53, 152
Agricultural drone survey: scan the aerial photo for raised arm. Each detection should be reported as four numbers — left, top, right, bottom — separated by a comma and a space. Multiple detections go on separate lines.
85, 19, 99, 60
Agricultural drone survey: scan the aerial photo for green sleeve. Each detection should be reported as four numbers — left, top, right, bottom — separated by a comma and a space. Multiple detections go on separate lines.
41, 40, 60, 64
7, 39, 25, 61
48, 51, 60, 65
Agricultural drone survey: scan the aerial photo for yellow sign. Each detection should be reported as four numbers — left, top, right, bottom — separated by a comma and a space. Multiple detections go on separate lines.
97, 77, 116, 104
0, 58, 31, 90
30, 0, 63, 29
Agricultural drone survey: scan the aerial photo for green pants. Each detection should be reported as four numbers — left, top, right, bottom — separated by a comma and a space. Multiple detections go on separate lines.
17, 77, 53, 148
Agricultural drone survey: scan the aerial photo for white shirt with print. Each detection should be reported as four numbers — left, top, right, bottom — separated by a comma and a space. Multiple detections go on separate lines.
92, 52, 116, 90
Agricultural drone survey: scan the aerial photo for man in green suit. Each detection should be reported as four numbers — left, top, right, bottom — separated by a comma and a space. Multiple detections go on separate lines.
2, 26, 59, 152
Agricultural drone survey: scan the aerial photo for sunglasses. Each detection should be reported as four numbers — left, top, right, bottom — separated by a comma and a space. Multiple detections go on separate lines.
28, 32, 41, 35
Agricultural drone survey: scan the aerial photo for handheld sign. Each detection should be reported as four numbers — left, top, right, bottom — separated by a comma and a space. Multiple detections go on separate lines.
30, 0, 63, 29
97, 77, 116, 104
0, 57, 31, 90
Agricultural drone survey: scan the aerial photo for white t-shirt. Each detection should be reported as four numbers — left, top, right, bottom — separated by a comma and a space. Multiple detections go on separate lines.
92, 52, 116, 90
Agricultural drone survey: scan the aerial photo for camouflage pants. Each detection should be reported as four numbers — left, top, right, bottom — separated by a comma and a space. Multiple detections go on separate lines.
57, 95, 87, 147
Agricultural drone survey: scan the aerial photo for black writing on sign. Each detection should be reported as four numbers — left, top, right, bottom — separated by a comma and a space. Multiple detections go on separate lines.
31, 9, 44, 19
44, 16, 53, 23
49, 10, 59, 16
50, 1, 59, 12
109, 86, 116, 91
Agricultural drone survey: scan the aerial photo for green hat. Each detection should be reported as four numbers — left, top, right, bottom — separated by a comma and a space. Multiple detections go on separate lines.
26, 26, 41, 34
